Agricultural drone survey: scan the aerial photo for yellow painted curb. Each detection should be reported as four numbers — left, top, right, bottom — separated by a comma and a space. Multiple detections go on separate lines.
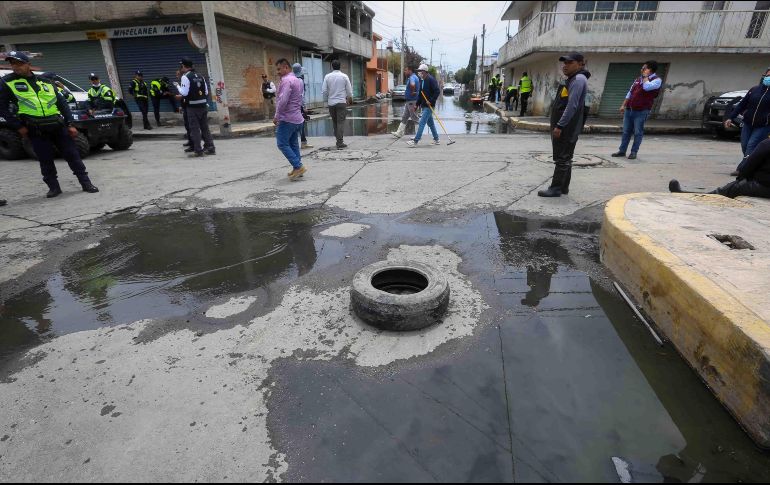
601, 193, 770, 448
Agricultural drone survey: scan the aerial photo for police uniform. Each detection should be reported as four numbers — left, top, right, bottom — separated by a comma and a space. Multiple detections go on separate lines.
87, 74, 115, 111
0, 52, 98, 197
129, 71, 152, 130
505, 85, 519, 112
176, 58, 214, 156
150, 76, 177, 126
518, 74, 533, 116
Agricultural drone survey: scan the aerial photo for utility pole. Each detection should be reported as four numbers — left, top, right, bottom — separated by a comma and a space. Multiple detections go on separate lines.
201, 1, 231, 136
400, 0, 405, 85
480, 24, 486, 92
429, 38, 439, 66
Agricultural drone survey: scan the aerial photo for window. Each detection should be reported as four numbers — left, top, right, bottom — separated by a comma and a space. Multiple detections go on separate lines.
575, 1, 658, 21
332, 1, 347, 28
539, 1, 559, 34
702, 1, 727, 9
269, 1, 286, 10
746, 1, 770, 38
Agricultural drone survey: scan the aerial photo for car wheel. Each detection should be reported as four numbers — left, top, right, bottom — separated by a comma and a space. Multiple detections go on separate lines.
108, 125, 133, 151
350, 260, 450, 332
74, 132, 90, 159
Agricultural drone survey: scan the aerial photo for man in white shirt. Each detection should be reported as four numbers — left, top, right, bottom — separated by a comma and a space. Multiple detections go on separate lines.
174, 58, 214, 157
322, 59, 353, 149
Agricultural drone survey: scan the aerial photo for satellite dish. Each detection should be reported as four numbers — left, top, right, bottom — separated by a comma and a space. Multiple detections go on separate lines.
187, 26, 207, 52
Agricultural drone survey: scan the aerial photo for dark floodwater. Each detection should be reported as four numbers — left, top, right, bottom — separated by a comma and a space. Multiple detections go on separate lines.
306, 91, 507, 137
2, 209, 770, 481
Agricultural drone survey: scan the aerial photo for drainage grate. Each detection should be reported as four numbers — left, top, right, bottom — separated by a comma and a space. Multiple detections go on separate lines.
709, 234, 755, 250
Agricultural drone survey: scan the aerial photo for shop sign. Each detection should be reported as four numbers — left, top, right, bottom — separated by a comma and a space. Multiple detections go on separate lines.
108, 24, 191, 39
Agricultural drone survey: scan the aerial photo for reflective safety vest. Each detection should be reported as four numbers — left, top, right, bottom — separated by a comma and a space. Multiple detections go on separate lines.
519, 76, 533, 93
58, 86, 76, 103
507, 85, 518, 93
6, 77, 60, 118
131, 79, 149, 99
88, 84, 115, 104
150, 79, 169, 97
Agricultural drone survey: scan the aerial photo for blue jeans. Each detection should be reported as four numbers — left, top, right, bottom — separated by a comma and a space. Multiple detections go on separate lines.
736, 124, 770, 172
618, 109, 650, 154
414, 107, 439, 143
276, 121, 303, 170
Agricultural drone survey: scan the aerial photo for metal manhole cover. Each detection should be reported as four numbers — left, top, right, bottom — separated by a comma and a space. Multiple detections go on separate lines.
314, 150, 375, 161
533, 153, 613, 167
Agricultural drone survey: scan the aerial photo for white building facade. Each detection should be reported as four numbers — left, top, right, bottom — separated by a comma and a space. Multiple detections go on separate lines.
496, 1, 770, 119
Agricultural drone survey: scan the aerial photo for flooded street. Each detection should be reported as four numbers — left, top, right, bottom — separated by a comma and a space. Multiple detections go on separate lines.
306, 91, 508, 137
3, 207, 770, 482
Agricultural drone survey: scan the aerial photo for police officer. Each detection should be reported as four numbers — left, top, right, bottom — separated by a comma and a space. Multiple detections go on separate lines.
129, 70, 152, 130
0, 51, 99, 198
150, 76, 177, 127
174, 58, 214, 157
87, 73, 115, 111
518, 72, 533, 116
505, 84, 519, 112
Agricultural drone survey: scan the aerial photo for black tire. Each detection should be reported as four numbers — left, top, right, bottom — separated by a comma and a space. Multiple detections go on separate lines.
108, 125, 133, 151
350, 260, 450, 332
0, 129, 25, 160
74, 132, 90, 159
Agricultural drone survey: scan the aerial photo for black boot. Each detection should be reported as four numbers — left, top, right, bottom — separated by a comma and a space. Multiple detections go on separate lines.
562, 166, 572, 195
0, 199, 6, 207
46, 181, 62, 198
669, 179, 707, 194
538, 164, 569, 198
144, 122, 153, 130
78, 176, 100, 193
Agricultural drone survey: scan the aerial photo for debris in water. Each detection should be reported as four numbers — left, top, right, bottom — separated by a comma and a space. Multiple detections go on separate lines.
612, 456, 633, 483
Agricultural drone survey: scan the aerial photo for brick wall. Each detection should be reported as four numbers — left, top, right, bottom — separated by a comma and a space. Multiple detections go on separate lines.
295, 1, 331, 50
219, 31, 296, 121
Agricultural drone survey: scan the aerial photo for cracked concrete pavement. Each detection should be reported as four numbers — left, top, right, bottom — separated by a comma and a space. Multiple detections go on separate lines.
0, 131, 745, 481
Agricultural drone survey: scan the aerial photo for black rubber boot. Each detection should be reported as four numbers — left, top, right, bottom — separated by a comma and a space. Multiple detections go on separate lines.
46, 181, 62, 198
538, 164, 568, 198
78, 176, 100, 194
562, 166, 572, 195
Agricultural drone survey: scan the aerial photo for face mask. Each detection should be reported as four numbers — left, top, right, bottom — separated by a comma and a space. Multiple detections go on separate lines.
763, 76, 770, 87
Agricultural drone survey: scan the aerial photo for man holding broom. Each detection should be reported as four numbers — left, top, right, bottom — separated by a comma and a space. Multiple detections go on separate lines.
407, 64, 441, 147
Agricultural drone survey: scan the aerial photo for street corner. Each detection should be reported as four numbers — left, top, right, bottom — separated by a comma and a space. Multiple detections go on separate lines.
601, 192, 770, 447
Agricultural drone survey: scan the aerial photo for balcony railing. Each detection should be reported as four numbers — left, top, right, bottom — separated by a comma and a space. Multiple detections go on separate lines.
498, 10, 770, 64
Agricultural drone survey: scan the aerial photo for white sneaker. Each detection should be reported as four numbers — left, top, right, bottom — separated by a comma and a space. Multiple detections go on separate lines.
431, 139, 440, 145
406, 140, 417, 148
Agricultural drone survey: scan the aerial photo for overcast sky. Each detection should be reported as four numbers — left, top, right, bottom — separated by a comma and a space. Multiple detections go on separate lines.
366, 1, 517, 73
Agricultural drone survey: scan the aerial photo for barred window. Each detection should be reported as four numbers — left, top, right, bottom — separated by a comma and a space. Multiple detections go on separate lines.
746, 1, 770, 39
539, 1, 559, 35
575, 1, 658, 21
269, 1, 286, 10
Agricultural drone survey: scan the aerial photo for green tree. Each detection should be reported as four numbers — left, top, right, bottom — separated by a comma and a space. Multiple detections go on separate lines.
428, 66, 438, 78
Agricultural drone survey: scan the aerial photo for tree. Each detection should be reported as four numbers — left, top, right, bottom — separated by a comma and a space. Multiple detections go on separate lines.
467, 36, 477, 73
428, 66, 438, 78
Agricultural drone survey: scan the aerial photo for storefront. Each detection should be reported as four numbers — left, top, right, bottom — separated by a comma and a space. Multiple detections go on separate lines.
16, 40, 106, 91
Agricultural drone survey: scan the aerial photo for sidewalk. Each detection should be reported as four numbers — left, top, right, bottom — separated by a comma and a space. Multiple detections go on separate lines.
131, 112, 330, 139
485, 101, 704, 134
602, 192, 770, 448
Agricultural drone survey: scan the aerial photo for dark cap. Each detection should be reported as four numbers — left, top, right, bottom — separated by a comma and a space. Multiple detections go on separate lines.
135, 70, 143, 76
559, 52, 585, 63
161, 76, 169, 82
5, 50, 30, 63
180, 58, 193, 68
89, 72, 100, 80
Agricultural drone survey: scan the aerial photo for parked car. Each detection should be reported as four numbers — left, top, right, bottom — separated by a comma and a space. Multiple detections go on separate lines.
702, 89, 747, 138
391, 84, 406, 101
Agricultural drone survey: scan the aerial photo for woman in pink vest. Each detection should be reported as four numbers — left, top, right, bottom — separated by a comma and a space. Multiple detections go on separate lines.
611, 61, 662, 160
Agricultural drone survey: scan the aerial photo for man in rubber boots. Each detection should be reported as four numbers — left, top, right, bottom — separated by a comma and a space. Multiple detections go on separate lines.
129, 70, 152, 130
391, 65, 420, 139
670, 137, 770, 199
538, 52, 591, 198
0, 51, 99, 198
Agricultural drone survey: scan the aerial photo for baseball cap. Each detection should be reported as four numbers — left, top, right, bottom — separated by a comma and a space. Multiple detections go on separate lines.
559, 52, 585, 62
89, 72, 100, 80
180, 58, 193, 68
5, 51, 30, 63
417, 63, 429, 72
135, 70, 143, 76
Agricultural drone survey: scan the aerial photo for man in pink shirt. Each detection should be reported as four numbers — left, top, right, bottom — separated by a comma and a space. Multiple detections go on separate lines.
273, 58, 307, 180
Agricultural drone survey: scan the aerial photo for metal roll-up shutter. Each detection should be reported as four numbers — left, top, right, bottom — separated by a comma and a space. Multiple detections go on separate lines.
113, 35, 209, 113
598, 63, 640, 118
17, 41, 105, 93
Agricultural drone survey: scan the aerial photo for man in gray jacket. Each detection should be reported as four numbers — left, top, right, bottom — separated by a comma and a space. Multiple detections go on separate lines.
322, 59, 353, 149
538, 52, 591, 198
